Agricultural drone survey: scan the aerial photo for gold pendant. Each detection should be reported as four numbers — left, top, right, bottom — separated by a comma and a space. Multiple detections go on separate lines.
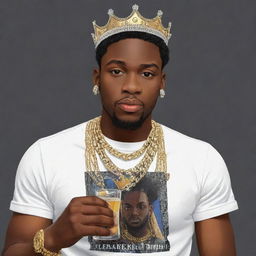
114, 175, 132, 190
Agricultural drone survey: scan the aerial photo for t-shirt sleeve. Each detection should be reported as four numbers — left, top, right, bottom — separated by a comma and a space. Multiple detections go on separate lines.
193, 144, 238, 222
10, 140, 53, 219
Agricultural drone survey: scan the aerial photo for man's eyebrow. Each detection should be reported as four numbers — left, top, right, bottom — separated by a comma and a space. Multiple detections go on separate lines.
140, 63, 159, 69
106, 60, 126, 66
137, 201, 147, 205
105, 60, 159, 70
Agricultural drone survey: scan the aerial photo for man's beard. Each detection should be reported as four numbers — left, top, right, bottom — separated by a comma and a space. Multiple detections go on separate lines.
111, 112, 146, 130
125, 214, 150, 233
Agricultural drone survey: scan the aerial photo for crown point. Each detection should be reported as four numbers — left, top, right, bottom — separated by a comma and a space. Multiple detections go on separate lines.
108, 9, 114, 16
168, 22, 172, 28
157, 10, 163, 17
92, 20, 96, 25
132, 4, 139, 11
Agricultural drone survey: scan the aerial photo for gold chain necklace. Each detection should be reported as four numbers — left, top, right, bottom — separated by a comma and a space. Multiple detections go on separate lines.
85, 116, 167, 190
121, 225, 153, 243
94, 119, 157, 160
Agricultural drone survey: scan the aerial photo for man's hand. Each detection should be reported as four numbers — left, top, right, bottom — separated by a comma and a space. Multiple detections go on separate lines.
44, 196, 114, 252
2, 196, 114, 256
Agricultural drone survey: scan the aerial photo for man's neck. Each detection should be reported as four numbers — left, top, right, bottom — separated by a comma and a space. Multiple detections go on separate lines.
100, 113, 152, 142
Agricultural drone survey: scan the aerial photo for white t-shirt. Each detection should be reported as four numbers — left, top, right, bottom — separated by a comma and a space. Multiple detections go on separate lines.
10, 121, 238, 256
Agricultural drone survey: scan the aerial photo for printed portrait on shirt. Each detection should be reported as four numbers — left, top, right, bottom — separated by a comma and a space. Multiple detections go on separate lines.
85, 172, 170, 253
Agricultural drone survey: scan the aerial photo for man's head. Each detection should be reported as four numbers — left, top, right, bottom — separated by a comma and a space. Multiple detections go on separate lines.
93, 32, 169, 130
92, 5, 171, 130
121, 177, 158, 230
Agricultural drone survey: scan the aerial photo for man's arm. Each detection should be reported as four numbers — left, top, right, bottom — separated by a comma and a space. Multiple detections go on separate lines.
2, 213, 52, 256
195, 214, 236, 256
2, 196, 114, 256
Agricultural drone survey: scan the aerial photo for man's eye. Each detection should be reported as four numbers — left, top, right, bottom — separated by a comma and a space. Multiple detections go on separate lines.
142, 72, 154, 78
138, 204, 146, 210
111, 69, 123, 75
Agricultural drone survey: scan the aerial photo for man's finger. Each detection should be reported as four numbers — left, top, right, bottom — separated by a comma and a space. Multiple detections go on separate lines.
80, 215, 114, 227
79, 224, 111, 237
80, 205, 113, 217
71, 196, 109, 208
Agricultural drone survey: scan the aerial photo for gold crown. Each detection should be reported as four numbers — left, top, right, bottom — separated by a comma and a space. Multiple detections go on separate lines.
92, 4, 172, 48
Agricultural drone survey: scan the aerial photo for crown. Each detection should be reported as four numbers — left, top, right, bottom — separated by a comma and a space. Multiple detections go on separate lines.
91, 4, 172, 48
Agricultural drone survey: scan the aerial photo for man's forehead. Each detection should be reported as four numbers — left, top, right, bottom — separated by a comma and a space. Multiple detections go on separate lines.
123, 190, 149, 202
105, 38, 159, 52
101, 38, 162, 66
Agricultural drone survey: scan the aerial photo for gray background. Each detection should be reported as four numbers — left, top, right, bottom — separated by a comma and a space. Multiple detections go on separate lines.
0, 0, 255, 255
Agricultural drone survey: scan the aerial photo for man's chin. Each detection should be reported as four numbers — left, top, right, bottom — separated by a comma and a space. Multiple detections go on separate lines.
112, 115, 144, 130
126, 218, 148, 229
128, 221, 142, 228
127, 223, 144, 229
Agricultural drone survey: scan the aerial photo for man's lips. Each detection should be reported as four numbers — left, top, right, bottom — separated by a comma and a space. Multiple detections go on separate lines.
129, 218, 141, 224
117, 98, 143, 113
118, 103, 142, 112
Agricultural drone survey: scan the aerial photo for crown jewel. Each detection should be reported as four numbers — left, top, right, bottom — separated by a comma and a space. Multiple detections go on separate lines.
91, 4, 172, 48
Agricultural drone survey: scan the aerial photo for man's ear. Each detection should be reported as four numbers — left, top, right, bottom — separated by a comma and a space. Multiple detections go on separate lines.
93, 68, 100, 87
161, 73, 166, 90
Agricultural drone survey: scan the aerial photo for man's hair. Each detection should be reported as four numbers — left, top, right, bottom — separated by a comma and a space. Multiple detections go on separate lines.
122, 176, 159, 204
95, 31, 170, 69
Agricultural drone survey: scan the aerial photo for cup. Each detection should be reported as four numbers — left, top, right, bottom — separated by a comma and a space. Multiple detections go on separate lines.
93, 189, 121, 240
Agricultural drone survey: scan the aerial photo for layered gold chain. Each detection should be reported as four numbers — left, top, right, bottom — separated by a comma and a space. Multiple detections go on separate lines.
85, 116, 167, 190
94, 118, 157, 160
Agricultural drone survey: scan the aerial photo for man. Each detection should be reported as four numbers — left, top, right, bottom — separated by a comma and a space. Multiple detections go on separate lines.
120, 176, 166, 247
2, 4, 238, 256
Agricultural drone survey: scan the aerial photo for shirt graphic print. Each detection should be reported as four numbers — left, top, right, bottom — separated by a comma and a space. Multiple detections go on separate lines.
85, 172, 170, 253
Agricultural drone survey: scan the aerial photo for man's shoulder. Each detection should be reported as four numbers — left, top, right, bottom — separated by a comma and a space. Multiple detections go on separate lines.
160, 123, 214, 161
161, 124, 209, 149
36, 120, 89, 149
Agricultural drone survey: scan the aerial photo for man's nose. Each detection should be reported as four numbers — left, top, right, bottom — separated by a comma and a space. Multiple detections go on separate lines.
131, 207, 140, 216
121, 73, 142, 94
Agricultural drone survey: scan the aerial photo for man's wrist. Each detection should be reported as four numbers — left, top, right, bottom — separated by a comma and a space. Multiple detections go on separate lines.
43, 227, 62, 253
33, 229, 61, 256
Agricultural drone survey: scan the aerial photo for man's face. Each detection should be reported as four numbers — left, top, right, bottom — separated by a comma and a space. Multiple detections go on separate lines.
94, 38, 165, 129
121, 191, 152, 229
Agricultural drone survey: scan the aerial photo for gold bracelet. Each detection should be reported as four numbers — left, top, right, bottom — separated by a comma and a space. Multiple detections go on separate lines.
33, 229, 61, 256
